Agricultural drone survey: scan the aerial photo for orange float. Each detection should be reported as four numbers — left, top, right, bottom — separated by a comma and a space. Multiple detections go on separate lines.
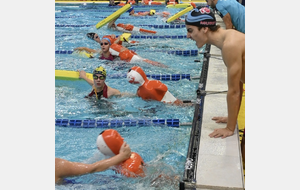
127, 66, 178, 103
96, 129, 145, 177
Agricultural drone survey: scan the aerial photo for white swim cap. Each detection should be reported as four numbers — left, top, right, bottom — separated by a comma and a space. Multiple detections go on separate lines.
127, 66, 147, 86
96, 129, 124, 157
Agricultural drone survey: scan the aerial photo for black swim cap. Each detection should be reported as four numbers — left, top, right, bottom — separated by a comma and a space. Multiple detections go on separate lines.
185, 6, 216, 27
87, 33, 96, 40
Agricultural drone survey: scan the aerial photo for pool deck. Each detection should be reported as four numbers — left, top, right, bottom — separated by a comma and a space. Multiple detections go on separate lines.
194, 14, 245, 190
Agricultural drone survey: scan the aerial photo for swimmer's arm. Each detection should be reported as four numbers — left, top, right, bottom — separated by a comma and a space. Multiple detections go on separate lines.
77, 70, 94, 86
211, 44, 241, 138
224, 47, 242, 133
222, 13, 234, 30
120, 92, 138, 97
131, 13, 142, 17
108, 16, 119, 29
74, 47, 98, 53
55, 142, 131, 183
113, 36, 122, 44
107, 87, 121, 98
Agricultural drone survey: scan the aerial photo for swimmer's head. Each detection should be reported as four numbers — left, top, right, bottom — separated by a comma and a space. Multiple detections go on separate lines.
127, 66, 148, 86
149, 9, 156, 15
93, 66, 107, 78
87, 33, 101, 43
127, 7, 134, 15
102, 37, 112, 45
185, 6, 216, 27
96, 129, 124, 157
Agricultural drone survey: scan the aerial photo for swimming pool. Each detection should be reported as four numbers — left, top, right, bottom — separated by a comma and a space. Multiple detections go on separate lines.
55, 2, 206, 189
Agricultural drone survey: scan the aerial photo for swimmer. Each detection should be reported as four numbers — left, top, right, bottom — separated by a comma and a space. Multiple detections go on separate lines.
185, 6, 245, 146
74, 37, 118, 61
55, 142, 131, 184
108, 16, 156, 34
78, 66, 135, 99
74, 33, 121, 59
97, 129, 181, 186
127, 66, 191, 106
78, 66, 121, 99
75, 36, 118, 60
109, 43, 168, 67
97, 129, 145, 177
127, 7, 170, 17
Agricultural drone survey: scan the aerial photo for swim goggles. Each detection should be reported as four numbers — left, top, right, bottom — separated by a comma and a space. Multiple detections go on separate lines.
93, 75, 106, 80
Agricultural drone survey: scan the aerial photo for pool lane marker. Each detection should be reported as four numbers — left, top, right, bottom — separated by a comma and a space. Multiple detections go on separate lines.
55, 118, 192, 128
55, 69, 199, 81
55, 49, 200, 56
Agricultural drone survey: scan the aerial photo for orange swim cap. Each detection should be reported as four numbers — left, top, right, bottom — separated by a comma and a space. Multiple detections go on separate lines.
96, 129, 124, 157
127, 66, 148, 85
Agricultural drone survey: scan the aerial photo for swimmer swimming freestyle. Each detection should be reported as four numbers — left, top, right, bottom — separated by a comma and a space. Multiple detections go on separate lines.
127, 7, 170, 17
108, 15, 157, 34
97, 129, 145, 177
55, 141, 131, 184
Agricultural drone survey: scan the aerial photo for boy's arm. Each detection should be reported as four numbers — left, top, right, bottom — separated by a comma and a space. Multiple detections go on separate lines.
78, 70, 94, 86
74, 47, 98, 53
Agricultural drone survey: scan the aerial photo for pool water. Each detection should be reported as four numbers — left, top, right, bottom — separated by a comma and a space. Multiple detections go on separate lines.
55, 3, 205, 189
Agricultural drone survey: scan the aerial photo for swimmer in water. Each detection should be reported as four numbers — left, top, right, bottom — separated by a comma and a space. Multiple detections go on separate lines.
74, 34, 121, 60
96, 129, 181, 186
127, 7, 170, 17
108, 16, 156, 35
55, 142, 131, 184
78, 66, 135, 99
79, 66, 121, 99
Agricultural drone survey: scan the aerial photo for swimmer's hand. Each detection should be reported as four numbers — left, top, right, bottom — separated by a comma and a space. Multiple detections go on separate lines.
212, 116, 228, 123
119, 142, 131, 159
77, 70, 94, 86
209, 127, 234, 139
74, 47, 84, 51
77, 70, 87, 79
143, 59, 168, 68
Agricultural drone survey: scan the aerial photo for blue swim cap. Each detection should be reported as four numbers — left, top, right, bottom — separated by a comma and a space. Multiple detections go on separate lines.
102, 37, 111, 45
127, 7, 134, 14
185, 6, 216, 27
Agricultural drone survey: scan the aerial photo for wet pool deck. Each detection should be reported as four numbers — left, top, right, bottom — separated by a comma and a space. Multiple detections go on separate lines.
194, 13, 245, 190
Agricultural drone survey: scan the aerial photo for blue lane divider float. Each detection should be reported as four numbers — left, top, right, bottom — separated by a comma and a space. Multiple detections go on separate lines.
107, 73, 192, 81
55, 118, 180, 128
55, 24, 186, 28
130, 34, 187, 39
55, 34, 187, 39
55, 72, 192, 81
55, 49, 198, 56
